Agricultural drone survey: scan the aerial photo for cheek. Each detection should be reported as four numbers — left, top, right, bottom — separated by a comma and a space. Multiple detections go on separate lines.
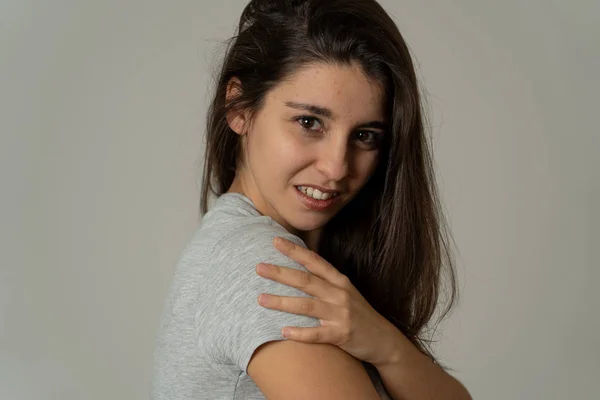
249, 122, 310, 176
355, 152, 380, 180
267, 126, 312, 166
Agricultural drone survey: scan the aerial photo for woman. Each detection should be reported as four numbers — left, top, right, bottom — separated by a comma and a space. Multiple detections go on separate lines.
152, 0, 471, 399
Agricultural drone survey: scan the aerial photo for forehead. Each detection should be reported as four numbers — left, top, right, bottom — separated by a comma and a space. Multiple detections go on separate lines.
267, 61, 386, 121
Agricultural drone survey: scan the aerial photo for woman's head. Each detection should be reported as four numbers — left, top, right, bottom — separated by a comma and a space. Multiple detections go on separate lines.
201, 0, 457, 367
224, 60, 386, 236
203, 0, 417, 232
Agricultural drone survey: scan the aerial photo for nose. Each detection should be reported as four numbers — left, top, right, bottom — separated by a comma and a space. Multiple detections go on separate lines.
315, 135, 349, 182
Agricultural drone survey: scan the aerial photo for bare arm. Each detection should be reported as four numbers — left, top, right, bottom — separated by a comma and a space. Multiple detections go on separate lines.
248, 339, 380, 399
375, 328, 472, 400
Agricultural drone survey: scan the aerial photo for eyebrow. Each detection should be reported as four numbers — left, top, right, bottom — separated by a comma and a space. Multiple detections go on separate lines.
284, 101, 387, 130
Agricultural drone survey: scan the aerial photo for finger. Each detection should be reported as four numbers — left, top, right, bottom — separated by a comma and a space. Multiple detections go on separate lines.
273, 237, 348, 287
281, 326, 337, 344
257, 294, 335, 320
256, 263, 331, 299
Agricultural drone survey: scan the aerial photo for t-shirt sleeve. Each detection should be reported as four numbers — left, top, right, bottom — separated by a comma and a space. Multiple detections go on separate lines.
197, 223, 322, 374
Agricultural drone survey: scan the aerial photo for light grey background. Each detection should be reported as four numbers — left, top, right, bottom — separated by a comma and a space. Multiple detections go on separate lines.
1, 0, 598, 399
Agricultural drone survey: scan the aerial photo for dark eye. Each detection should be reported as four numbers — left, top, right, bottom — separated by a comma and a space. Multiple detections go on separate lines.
353, 131, 381, 149
296, 116, 323, 131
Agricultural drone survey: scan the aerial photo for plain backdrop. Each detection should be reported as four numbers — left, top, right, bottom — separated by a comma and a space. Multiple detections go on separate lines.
1, 0, 598, 399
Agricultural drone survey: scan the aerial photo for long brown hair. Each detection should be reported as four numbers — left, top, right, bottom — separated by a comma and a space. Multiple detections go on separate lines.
200, 0, 458, 370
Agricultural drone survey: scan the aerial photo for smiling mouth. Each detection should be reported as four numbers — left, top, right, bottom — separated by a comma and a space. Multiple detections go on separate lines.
294, 186, 341, 212
295, 185, 340, 200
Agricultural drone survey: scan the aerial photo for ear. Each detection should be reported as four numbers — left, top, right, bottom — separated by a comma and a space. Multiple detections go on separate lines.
225, 77, 248, 135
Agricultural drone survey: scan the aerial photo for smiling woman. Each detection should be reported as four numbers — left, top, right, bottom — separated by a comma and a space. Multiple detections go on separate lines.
151, 0, 467, 399
224, 61, 385, 236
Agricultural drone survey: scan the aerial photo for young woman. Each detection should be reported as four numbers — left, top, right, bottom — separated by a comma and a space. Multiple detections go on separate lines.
152, 0, 471, 399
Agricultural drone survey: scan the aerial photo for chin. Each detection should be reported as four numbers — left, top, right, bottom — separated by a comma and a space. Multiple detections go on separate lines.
288, 215, 330, 232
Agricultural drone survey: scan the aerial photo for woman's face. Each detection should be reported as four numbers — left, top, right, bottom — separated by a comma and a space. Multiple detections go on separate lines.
227, 61, 387, 239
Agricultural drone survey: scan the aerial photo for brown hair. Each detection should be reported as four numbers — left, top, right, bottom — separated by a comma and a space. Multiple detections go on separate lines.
200, 0, 458, 370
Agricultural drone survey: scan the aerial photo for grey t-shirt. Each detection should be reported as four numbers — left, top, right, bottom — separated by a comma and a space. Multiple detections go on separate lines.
151, 192, 391, 399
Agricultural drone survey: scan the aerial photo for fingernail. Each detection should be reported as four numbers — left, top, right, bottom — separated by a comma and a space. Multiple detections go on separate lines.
257, 263, 272, 274
274, 237, 289, 247
258, 294, 269, 306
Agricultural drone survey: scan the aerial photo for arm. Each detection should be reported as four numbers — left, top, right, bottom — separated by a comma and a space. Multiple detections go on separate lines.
205, 226, 380, 398
375, 328, 472, 400
249, 340, 380, 399
251, 236, 470, 400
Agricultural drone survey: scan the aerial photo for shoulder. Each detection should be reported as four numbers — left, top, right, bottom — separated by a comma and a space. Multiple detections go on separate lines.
200, 192, 308, 264
211, 220, 308, 272
197, 221, 323, 374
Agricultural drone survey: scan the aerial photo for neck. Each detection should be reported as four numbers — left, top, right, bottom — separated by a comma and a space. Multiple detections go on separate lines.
299, 229, 321, 253
227, 174, 322, 252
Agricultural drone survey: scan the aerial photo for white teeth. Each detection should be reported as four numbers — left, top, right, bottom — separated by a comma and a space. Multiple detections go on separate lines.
297, 186, 337, 201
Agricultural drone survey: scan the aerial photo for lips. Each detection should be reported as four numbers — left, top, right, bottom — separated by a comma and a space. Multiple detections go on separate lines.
295, 185, 340, 211
296, 186, 339, 202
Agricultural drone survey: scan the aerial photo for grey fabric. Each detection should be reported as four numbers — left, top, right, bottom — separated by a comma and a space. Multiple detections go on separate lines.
151, 193, 391, 399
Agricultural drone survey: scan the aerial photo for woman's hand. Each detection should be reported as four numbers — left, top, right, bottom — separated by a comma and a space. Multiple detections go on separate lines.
255, 236, 400, 367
